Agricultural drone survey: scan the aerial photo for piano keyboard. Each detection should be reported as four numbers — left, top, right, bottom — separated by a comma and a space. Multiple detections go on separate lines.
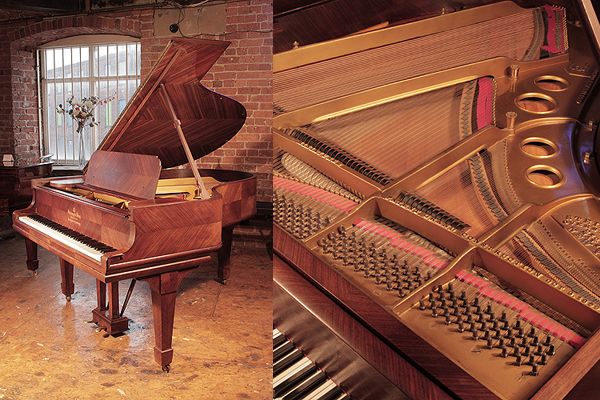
273, 329, 349, 400
18, 215, 116, 262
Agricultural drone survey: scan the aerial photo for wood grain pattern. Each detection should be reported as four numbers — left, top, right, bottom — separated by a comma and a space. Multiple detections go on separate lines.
97, 39, 246, 169
274, 225, 499, 400
139, 268, 200, 368
85, 151, 162, 199
274, 254, 452, 400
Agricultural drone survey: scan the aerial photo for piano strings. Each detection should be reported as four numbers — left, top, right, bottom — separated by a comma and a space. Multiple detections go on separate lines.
274, 5, 567, 113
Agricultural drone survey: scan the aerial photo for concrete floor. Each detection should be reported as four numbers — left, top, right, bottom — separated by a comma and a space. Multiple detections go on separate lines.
0, 234, 272, 399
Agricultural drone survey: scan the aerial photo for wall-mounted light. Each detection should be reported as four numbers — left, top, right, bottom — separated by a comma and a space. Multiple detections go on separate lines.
169, 23, 179, 33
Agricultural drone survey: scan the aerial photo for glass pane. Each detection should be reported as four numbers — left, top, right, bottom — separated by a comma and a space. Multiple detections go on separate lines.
45, 49, 54, 79
128, 78, 137, 100
108, 79, 117, 125
72, 47, 80, 79
108, 45, 117, 76
97, 45, 107, 77
118, 44, 127, 76
127, 43, 137, 76
46, 83, 57, 159
63, 47, 71, 78
118, 80, 126, 110
137, 43, 141, 75
81, 46, 90, 78
54, 49, 63, 79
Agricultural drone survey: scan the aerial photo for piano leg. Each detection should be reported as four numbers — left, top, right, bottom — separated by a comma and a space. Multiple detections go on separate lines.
139, 268, 195, 371
92, 280, 129, 336
59, 259, 74, 301
25, 238, 38, 274
217, 225, 234, 285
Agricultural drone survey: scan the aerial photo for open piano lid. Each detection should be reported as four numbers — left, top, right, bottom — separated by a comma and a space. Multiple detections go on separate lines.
96, 38, 246, 169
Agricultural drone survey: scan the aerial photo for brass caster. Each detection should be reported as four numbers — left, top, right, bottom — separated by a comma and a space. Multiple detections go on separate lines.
66, 295, 71, 301
162, 364, 171, 373
32, 271, 38, 276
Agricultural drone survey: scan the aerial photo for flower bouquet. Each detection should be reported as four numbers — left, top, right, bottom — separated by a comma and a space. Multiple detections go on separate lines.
57, 95, 100, 169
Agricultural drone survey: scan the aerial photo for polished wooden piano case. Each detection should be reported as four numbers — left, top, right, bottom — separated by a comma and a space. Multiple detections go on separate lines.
273, 1, 600, 399
13, 38, 256, 371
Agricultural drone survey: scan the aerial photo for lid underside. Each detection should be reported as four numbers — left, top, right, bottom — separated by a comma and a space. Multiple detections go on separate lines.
97, 38, 247, 169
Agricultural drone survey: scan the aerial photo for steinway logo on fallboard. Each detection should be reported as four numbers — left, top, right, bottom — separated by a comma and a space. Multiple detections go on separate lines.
67, 206, 82, 226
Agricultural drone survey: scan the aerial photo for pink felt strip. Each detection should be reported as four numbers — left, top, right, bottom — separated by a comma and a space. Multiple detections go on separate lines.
476, 78, 493, 128
541, 5, 560, 54
569, 335, 586, 348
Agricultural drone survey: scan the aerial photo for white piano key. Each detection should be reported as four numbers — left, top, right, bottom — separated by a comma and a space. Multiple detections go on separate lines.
18, 216, 103, 262
273, 357, 312, 388
303, 380, 337, 400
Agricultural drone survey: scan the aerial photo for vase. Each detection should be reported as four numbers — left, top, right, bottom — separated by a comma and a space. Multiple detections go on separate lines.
77, 125, 86, 170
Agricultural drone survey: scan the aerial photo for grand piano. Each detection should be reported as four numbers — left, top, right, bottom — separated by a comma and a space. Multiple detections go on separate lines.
273, 0, 600, 399
12, 38, 256, 371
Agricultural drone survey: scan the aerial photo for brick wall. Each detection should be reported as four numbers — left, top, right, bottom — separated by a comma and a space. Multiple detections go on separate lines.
0, 0, 273, 205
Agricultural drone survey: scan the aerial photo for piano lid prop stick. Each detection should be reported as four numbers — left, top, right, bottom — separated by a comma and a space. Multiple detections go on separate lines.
159, 83, 210, 199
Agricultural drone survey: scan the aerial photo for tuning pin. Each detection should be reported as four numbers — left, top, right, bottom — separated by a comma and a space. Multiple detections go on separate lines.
529, 327, 536, 338
531, 363, 539, 376
515, 355, 523, 366
515, 319, 522, 329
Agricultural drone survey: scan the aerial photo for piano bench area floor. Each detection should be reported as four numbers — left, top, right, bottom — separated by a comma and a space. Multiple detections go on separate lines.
0, 234, 272, 399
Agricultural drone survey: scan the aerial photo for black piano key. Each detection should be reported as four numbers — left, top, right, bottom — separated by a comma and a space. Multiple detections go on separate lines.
274, 341, 295, 364
283, 371, 327, 400
274, 348, 303, 377
29, 214, 117, 254
274, 332, 287, 349
274, 363, 318, 398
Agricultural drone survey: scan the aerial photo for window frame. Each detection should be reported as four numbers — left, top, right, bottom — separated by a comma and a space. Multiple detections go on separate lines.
39, 35, 141, 169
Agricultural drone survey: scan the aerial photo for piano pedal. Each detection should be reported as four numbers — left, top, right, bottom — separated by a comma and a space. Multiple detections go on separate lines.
83, 319, 98, 324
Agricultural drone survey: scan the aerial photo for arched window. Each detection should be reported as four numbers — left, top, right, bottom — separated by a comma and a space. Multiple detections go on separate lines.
39, 35, 141, 168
